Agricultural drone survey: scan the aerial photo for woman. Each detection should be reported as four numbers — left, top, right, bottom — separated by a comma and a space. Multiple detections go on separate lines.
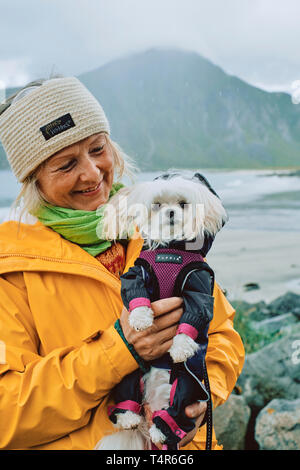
0, 77, 244, 450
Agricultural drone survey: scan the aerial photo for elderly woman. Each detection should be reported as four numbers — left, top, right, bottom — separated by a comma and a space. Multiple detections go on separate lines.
0, 77, 244, 450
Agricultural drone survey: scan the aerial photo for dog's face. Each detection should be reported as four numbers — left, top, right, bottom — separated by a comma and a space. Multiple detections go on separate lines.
147, 189, 196, 243
101, 174, 227, 247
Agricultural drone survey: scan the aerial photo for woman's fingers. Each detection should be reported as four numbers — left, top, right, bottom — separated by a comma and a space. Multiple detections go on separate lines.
185, 401, 207, 419
147, 339, 174, 360
132, 327, 177, 361
150, 323, 178, 346
179, 401, 208, 448
119, 297, 184, 361
151, 297, 183, 317
149, 307, 183, 333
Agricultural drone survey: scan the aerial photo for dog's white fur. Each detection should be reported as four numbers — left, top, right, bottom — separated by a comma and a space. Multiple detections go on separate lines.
95, 427, 150, 450
168, 333, 200, 363
96, 175, 227, 449
129, 305, 154, 331
114, 410, 142, 429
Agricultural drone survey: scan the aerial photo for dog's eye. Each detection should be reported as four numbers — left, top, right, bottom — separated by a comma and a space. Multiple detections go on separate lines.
179, 201, 186, 209
152, 202, 161, 211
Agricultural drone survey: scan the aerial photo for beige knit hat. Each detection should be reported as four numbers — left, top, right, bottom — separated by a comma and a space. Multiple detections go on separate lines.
0, 77, 110, 182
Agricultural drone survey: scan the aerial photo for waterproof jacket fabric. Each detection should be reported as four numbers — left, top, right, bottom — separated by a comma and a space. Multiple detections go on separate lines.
0, 220, 245, 450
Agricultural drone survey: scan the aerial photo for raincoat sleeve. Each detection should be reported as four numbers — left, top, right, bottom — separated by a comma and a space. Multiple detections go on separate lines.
0, 273, 138, 449
206, 282, 245, 408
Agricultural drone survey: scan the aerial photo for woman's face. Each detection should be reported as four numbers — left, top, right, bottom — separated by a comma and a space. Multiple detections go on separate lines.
37, 133, 114, 211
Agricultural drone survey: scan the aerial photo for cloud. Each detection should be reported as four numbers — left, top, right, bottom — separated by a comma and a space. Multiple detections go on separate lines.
0, 0, 300, 90
0, 58, 32, 90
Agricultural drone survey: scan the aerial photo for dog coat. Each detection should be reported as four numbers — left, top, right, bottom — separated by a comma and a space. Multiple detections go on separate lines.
109, 242, 215, 449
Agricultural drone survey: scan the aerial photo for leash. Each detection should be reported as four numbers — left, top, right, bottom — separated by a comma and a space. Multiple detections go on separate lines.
203, 359, 213, 451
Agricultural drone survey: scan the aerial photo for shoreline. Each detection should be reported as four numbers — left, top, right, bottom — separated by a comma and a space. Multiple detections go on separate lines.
207, 228, 300, 303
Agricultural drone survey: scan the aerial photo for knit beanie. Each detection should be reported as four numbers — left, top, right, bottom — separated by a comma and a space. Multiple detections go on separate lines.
0, 77, 110, 182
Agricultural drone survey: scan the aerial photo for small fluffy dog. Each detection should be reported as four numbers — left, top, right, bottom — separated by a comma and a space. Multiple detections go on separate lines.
95, 172, 227, 450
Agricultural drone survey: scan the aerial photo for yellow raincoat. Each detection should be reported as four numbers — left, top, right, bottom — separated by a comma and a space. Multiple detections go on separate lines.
0, 220, 245, 450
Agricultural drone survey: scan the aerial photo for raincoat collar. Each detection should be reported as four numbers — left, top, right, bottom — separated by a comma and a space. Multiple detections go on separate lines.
0, 220, 144, 289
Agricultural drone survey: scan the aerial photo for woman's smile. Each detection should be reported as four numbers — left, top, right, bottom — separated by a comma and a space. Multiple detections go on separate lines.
73, 180, 103, 196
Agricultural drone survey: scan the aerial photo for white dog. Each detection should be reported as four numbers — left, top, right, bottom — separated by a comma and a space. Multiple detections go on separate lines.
95, 172, 227, 450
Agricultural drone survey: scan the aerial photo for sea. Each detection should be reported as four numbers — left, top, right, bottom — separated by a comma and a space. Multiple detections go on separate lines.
1, 168, 300, 232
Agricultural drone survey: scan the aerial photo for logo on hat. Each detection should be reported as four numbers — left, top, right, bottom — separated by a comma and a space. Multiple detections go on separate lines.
40, 113, 76, 140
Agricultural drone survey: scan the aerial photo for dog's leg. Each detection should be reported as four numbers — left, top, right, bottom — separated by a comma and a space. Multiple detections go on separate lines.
129, 305, 154, 331
114, 410, 143, 429
94, 425, 151, 450
168, 334, 199, 363
143, 367, 171, 445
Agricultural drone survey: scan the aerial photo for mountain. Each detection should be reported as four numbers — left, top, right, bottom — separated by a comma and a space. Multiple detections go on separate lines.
1, 49, 300, 171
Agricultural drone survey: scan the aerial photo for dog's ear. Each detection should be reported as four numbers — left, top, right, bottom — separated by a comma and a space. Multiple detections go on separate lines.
192, 173, 228, 230
192, 172, 220, 198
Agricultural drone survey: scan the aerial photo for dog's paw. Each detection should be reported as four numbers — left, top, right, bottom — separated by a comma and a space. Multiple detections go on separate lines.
129, 306, 154, 331
149, 424, 166, 444
168, 333, 199, 363
115, 411, 142, 430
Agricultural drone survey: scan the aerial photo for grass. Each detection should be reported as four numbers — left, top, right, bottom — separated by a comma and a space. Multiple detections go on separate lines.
232, 301, 283, 354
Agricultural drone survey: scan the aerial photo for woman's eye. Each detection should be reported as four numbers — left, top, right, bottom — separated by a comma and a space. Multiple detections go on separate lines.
91, 145, 104, 153
58, 160, 76, 171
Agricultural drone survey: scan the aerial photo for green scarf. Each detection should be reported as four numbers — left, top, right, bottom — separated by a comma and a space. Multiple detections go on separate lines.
35, 182, 126, 256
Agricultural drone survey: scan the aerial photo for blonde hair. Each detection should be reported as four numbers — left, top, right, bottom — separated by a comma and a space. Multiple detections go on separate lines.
12, 133, 138, 221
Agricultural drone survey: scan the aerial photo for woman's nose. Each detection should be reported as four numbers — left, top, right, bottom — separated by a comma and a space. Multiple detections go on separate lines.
78, 155, 100, 181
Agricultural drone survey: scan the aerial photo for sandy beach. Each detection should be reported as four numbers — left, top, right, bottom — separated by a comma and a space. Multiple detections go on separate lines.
207, 228, 300, 304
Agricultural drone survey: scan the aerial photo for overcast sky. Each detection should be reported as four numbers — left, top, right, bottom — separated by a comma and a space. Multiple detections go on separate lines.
1, 0, 300, 94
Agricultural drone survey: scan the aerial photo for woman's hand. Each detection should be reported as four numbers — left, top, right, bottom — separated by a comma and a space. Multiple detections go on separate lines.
120, 297, 183, 362
179, 401, 207, 447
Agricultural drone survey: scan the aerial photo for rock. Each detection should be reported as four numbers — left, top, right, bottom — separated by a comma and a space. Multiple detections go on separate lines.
237, 325, 300, 411
213, 394, 251, 450
251, 313, 298, 336
247, 304, 271, 323
231, 299, 271, 322
292, 308, 300, 320
287, 169, 300, 177
268, 291, 300, 316
243, 282, 260, 292
255, 399, 300, 450
231, 300, 253, 311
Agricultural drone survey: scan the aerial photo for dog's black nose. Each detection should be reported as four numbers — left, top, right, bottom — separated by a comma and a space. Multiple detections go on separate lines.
167, 210, 175, 225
